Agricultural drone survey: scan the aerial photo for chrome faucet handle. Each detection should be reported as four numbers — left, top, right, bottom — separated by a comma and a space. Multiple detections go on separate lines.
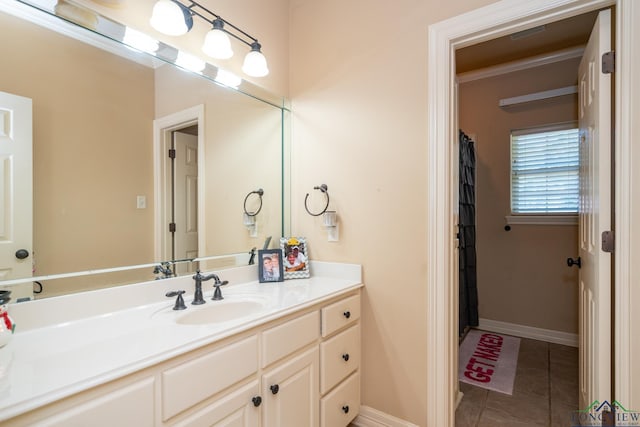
166, 290, 186, 310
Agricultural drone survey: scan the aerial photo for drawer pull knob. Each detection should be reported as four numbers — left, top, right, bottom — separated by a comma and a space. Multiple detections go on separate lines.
270, 384, 280, 395
342, 405, 350, 414
343, 310, 351, 319
252, 396, 262, 407
342, 353, 350, 362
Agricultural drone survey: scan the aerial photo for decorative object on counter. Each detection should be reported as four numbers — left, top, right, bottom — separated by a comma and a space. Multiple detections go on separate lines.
304, 184, 330, 216
149, 0, 269, 77
243, 188, 264, 238
258, 249, 284, 283
280, 237, 310, 280
0, 291, 15, 347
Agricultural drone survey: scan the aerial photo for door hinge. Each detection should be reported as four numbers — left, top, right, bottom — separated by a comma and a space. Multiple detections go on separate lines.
168, 148, 176, 159
169, 222, 176, 233
602, 51, 615, 74
601, 230, 614, 253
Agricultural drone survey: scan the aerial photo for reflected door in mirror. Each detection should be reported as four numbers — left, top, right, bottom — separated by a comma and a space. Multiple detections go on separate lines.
0, 91, 33, 301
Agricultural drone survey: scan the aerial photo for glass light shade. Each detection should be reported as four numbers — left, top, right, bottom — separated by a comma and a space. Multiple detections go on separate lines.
150, 0, 190, 36
202, 28, 233, 59
242, 46, 269, 77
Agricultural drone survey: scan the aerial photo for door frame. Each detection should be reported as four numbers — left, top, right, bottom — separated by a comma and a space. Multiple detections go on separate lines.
153, 105, 206, 262
426, 0, 637, 425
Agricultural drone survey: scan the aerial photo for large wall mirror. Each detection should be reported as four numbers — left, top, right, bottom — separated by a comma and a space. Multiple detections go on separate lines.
0, 0, 290, 301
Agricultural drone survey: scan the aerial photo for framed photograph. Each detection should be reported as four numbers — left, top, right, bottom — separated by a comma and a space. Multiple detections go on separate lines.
258, 249, 284, 283
280, 237, 310, 280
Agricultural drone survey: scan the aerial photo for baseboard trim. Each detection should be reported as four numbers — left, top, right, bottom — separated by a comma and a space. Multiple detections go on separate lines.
351, 406, 419, 427
478, 318, 578, 347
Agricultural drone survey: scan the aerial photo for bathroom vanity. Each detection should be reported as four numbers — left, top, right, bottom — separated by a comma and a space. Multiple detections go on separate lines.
0, 262, 362, 426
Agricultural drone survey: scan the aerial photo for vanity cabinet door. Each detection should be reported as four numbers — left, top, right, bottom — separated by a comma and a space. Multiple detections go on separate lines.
173, 380, 261, 427
262, 346, 319, 427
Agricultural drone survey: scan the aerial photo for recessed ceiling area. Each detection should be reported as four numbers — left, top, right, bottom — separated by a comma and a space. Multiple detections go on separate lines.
455, 10, 601, 73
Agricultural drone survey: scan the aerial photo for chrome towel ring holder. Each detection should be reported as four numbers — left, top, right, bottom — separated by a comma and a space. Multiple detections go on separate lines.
243, 188, 264, 216
304, 184, 330, 216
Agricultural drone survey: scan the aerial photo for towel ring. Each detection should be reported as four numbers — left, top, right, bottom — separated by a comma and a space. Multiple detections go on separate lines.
244, 189, 264, 217
304, 184, 330, 216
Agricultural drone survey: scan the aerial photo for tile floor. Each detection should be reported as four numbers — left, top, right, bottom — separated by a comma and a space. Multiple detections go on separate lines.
456, 336, 579, 427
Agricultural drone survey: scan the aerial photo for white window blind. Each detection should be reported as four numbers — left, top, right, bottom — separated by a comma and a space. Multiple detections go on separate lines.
511, 126, 579, 214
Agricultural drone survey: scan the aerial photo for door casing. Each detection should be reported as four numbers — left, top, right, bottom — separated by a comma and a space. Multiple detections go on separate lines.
426, 0, 637, 425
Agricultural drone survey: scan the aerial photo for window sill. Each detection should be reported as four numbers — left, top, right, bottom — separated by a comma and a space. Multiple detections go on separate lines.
505, 215, 578, 226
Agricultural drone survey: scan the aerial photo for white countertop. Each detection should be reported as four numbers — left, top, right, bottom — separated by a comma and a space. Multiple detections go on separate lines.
0, 261, 362, 421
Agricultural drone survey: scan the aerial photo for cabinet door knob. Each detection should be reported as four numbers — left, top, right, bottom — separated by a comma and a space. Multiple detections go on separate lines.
342, 353, 350, 362
342, 405, 350, 414
15, 249, 29, 260
343, 310, 351, 319
252, 396, 262, 407
270, 384, 279, 395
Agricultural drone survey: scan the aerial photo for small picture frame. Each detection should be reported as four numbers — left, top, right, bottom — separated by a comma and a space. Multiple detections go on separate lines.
280, 237, 310, 280
258, 249, 284, 283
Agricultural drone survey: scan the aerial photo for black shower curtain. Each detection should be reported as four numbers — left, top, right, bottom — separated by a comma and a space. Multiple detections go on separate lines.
459, 130, 479, 337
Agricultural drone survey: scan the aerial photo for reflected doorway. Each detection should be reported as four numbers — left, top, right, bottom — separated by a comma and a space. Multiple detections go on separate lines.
153, 105, 205, 276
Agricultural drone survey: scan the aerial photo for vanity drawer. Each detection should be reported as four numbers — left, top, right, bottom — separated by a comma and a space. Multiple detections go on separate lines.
321, 294, 360, 337
320, 372, 360, 427
161, 335, 258, 421
262, 310, 320, 367
320, 324, 360, 394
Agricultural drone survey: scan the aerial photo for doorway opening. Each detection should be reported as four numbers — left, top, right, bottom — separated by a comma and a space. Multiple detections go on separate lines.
424, 1, 622, 425
153, 105, 206, 275
454, 9, 602, 424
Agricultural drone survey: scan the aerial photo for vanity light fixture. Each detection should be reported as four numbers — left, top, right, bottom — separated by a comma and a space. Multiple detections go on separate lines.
149, 0, 269, 77
149, 0, 193, 36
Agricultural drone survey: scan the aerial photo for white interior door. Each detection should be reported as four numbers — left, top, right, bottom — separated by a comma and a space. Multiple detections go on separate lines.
173, 130, 198, 274
0, 91, 33, 301
577, 8, 611, 410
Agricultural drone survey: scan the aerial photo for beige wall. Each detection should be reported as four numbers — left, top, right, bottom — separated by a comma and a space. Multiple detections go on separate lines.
0, 12, 155, 296
458, 58, 580, 334
288, 0, 498, 423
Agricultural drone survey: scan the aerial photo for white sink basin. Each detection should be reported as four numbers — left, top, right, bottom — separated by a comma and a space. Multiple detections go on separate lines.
175, 299, 267, 325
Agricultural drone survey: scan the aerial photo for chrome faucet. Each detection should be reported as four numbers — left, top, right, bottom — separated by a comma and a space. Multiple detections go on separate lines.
192, 270, 217, 305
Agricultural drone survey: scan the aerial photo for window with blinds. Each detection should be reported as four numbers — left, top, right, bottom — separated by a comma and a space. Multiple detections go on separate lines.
511, 125, 580, 214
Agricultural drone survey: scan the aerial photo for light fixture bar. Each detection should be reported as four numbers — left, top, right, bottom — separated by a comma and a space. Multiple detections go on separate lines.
151, 0, 269, 77
179, 0, 259, 47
